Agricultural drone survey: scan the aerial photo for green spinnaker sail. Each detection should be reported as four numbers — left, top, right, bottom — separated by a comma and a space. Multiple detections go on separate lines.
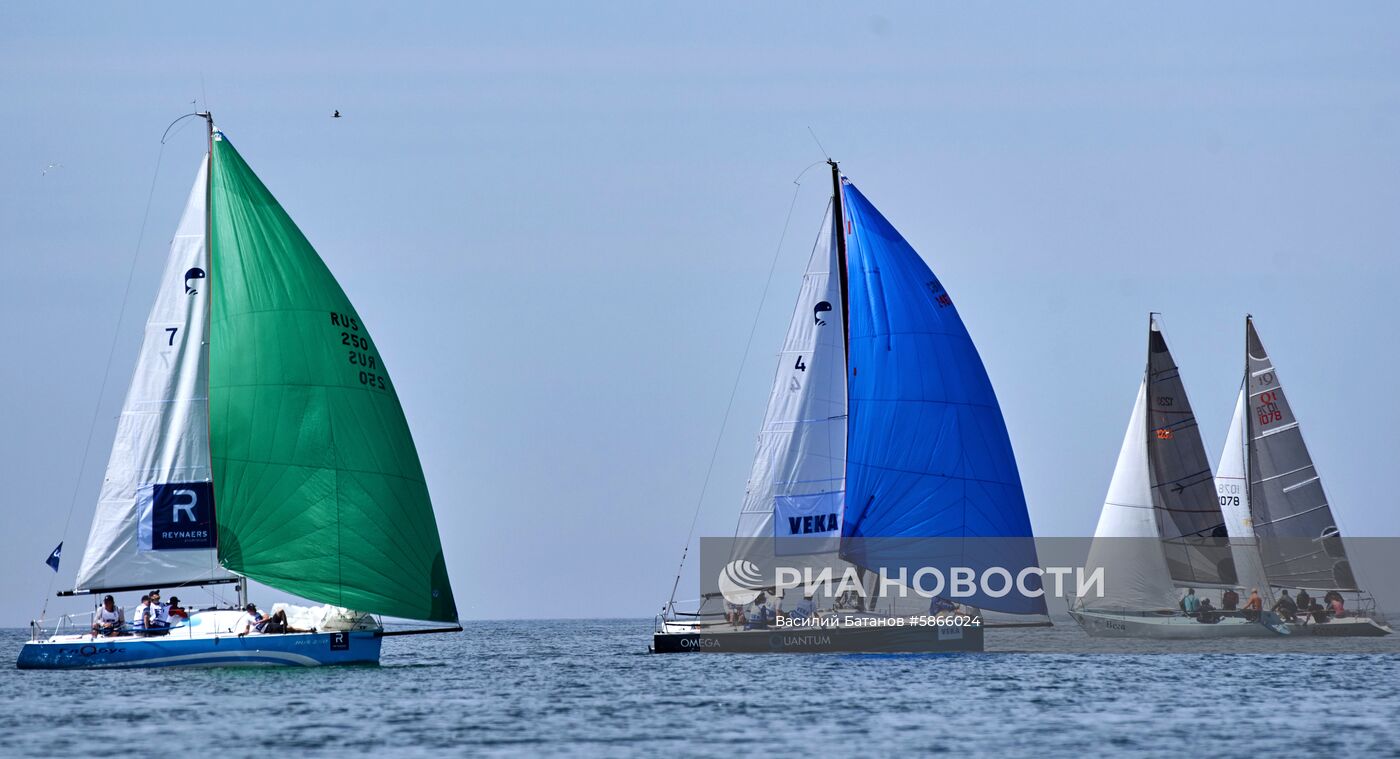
208, 131, 457, 623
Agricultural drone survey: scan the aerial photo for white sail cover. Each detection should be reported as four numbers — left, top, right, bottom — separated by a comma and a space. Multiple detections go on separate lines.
74, 158, 236, 592
1081, 379, 1179, 611
734, 206, 847, 555
1215, 385, 1272, 600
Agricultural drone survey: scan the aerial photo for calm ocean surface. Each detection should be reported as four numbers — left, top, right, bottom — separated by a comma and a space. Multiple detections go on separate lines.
4, 619, 1399, 757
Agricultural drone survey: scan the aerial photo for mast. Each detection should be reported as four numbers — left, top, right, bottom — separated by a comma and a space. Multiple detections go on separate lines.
1242, 313, 1253, 528
199, 112, 213, 250
829, 160, 858, 599
200, 110, 245, 610
1145, 312, 1156, 446
828, 160, 850, 361
198, 111, 237, 608
830, 161, 872, 609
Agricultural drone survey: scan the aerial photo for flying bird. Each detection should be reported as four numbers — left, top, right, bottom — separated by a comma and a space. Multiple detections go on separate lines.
333, 110, 341, 118
41, 162, 62, 176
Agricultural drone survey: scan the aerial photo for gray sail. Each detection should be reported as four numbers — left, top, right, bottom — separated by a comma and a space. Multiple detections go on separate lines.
1245, 318, 1357, 591
1145, 315, 1234, 586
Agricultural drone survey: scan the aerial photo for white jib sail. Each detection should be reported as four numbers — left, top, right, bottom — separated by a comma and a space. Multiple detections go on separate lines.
74, 157, 236, 592
1081, 378, 1180, 611
734, 205, 847, 556
1215, 384, 1272, 602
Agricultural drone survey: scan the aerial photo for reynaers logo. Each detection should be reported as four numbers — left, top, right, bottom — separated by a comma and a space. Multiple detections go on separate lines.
149, 482, 216, 550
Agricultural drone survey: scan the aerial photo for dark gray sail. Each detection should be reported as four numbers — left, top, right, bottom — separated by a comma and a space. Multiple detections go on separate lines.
1145, 315, 1234, 586
1245, 318, 1357, 591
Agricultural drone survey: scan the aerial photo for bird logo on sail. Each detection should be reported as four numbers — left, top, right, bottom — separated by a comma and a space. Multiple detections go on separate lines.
184, 268, 206, 295
813, 301, 832, 326
717, 560, 766, 605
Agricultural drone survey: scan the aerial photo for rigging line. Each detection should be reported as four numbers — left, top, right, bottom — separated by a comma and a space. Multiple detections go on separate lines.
664, 167, 816, 615
161, 113, 204, 145
41, 122, 176, 622
807, 127, 830, 161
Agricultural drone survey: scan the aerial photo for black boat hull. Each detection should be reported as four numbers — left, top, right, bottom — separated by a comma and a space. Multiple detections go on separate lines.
651, 623, 983, 653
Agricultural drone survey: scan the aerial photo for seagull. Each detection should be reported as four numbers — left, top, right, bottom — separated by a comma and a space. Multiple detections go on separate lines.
41, 162, 62, 176
333, 110, 341, 118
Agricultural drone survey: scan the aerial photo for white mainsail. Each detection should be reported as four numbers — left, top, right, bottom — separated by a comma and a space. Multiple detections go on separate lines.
1081, 379, 1179, 611
74, 158, 236, 592
734, 205, 847, 555
1215, 385, 1272, 600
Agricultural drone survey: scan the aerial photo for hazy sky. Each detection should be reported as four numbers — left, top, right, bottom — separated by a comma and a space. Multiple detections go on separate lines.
3, 3, 1398, 623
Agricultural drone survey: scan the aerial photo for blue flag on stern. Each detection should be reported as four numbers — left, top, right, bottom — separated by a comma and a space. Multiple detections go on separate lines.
45, 542, 62, 572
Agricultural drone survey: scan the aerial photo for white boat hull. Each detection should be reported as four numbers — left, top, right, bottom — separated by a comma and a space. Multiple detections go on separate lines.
1070, 609, 1289, 639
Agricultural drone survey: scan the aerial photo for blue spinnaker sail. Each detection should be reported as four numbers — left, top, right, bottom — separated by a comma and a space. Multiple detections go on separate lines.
838, 180, 1046, 615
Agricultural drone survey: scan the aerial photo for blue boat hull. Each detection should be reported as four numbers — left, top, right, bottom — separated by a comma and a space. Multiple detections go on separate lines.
16, 630, 381, 669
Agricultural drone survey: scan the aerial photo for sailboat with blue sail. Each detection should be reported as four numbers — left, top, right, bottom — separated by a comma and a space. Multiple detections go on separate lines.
19, 114, 459, 669
653, 162, 1048, 653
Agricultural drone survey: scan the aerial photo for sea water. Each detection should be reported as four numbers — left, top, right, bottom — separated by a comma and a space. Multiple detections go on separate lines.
2, 619, 1398, 756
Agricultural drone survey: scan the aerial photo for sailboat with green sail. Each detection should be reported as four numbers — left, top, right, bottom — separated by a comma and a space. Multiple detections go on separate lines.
19, 114, 458, 669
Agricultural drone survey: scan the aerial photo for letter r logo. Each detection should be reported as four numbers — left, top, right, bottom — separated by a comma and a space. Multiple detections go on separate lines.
171, 489, 198, 523
149, 482, 216, 550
